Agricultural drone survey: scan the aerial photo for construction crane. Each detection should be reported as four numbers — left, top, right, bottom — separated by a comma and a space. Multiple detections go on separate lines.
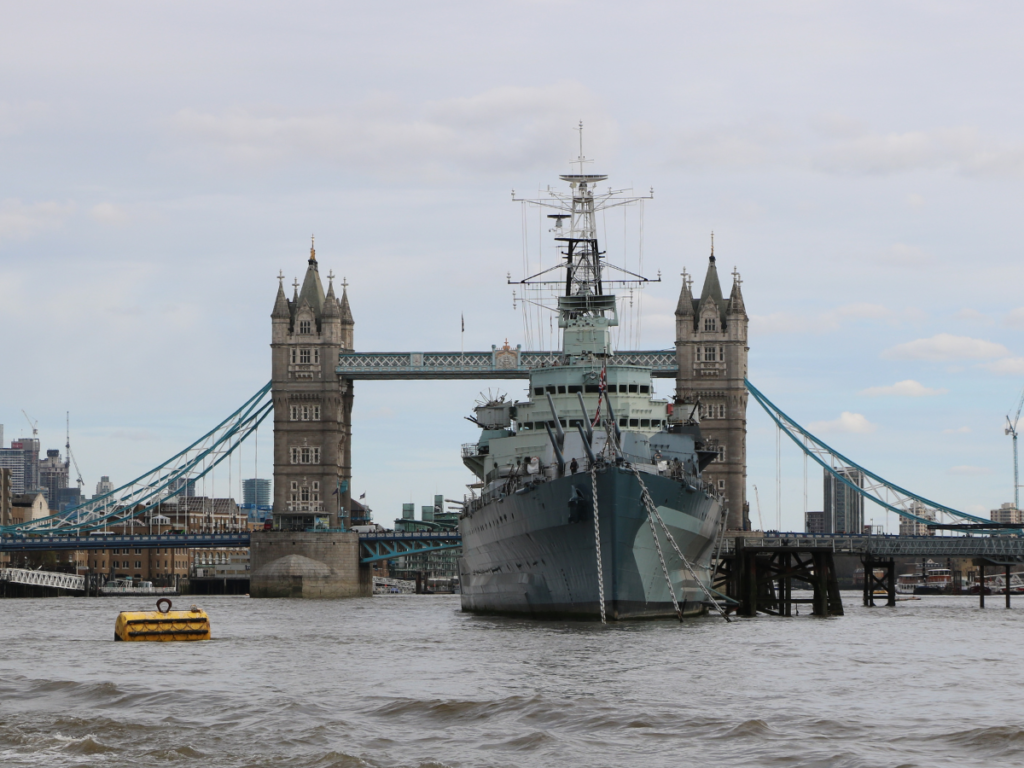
752, 484, 765, 532
21, 409, 38, 439
1006, 386, 1024, 510
66, 412, 85, 493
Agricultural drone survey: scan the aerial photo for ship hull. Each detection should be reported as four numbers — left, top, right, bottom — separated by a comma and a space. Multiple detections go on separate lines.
458, 466, 722, 620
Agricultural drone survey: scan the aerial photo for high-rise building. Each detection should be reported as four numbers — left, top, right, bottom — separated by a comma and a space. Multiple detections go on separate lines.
95, 475, 114, 497
674, 246, 749, 530
243, 478, 271, 506
271, 240, 354, 531
0, 448, 26, 494
805, 510, 829, 534
167, 477, 197, 498
900, 501, 936, 536
12, 438, 41, 493
824, 468, 864, 534
0, 467, 13, 528
40, 449, 69, 508
991, 503, 1023, 525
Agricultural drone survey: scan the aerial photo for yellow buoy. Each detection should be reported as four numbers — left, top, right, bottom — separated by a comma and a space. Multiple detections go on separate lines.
114, 598, 210, 642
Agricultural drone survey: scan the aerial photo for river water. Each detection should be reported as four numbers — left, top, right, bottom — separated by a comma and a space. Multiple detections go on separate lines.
1, 593, 1023, 767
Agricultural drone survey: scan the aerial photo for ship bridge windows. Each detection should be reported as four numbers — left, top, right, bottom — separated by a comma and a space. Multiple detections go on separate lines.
546, 386, 557, 394
639, 385, 650, 394
640, 419, 650, 427
568, 385, 582, 394
557, 385, 566, 394
628, 384, 638, 393
585, 384, 600, 393
629, 418, 639, 427
534, 387, 544, 396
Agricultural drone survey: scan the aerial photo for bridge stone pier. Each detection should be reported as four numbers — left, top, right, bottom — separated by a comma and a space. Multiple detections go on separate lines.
250, 531, 368, 598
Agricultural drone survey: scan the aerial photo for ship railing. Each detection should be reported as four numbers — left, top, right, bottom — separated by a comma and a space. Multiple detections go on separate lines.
461, 443, 484, 458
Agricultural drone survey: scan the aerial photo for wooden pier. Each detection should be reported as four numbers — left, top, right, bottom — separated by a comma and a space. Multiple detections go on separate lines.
716, 540, 843, 617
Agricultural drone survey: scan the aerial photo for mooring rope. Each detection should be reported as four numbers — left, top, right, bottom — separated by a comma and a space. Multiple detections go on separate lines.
590, 462, 607, 625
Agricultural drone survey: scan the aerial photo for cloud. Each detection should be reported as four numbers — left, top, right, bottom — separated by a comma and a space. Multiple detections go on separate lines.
949, 465, 994, 476
882, 243, 932, 266
0, 101, 48, 139
90, 203, 128, 225
907, 193, 925, 208
1003, 308, 1024, 328
982, 357, 1024, 376
751, 303, 922, 336
666, 120, 791, 170
811, 126, 1024, 178
942, 426, 971, 434
859, 380, 948, 397
0, 199, 76, 242
882, 333, 1011, 361
750, 311, 805, 335
808, 412, 877, 434
170, 82, 612, 177
954, 308, 991, 324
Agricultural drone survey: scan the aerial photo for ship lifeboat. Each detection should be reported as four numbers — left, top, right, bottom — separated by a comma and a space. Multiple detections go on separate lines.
114, 598, 210, 642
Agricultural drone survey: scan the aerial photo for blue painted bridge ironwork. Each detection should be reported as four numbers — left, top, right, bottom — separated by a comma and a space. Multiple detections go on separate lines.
0, 531, 463, 564
336, 348, 679, 379
0, 532, 252, 552
358, 531, 462, 563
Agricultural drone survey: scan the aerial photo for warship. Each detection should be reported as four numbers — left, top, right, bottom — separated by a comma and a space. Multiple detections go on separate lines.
457, 157, 728, 621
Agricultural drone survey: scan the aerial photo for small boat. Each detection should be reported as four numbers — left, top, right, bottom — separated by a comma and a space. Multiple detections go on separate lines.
100, 577, 178, 597
896, 573, 921, 595
915, 568, 953, 595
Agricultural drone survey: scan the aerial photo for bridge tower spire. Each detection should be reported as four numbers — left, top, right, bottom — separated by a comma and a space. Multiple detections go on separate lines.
675, 240, 750, 530
270, 242, 354, 531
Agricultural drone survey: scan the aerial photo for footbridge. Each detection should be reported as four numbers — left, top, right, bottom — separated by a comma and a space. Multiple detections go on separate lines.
0, 567, 85, 592
721, 533, 1024, 560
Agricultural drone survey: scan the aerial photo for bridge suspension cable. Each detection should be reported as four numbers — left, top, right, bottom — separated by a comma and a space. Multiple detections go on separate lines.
745, 379, 992, 528
2, 383, 273, 535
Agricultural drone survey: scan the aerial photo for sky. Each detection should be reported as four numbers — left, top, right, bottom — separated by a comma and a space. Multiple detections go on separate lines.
2, 2, 1024, 531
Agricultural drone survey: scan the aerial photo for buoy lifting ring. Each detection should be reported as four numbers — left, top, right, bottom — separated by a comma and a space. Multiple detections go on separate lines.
156, 598, 173, 614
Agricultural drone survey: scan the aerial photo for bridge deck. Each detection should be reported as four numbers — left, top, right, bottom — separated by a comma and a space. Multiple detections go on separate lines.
336, 350, 679, 379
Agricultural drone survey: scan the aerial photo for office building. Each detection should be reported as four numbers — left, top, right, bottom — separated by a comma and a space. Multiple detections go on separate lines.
96, 475, 114, 497
243, 478, 271, 506
824, 468, 864, 534
0, 448, 25, 495
899, 501, 936, 536
40, 449, 69, 508
991, 503, 1023, 525
804, 510, 828, 534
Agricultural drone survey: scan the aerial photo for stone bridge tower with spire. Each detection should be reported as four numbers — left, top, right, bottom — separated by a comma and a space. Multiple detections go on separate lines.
674, 239, 750, 530
270, 239, 355, 531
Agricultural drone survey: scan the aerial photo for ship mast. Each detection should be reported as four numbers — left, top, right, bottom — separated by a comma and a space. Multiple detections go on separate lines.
511, 123, 656, 351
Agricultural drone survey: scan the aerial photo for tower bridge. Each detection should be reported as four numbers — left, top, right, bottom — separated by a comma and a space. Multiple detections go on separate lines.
2, 241, 1013, 602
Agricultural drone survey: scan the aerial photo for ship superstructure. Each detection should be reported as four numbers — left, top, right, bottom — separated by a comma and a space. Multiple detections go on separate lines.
457, 152, 729, 621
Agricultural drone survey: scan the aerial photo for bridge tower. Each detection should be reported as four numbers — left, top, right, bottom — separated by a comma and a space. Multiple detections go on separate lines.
270, 240, 355, 530
674, 241, 750, 530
